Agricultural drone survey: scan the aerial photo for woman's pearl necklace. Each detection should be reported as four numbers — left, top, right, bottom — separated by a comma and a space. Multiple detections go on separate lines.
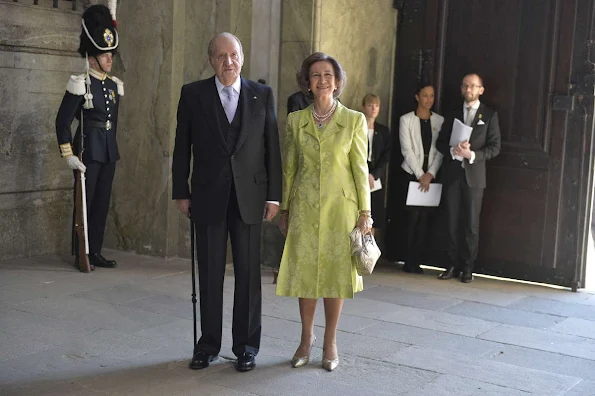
312, 100, 337, 129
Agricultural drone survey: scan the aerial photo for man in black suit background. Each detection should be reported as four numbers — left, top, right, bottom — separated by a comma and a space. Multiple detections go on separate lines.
286, 89, 311, 114
172, 32, 282, 372
436, 73, 501, 283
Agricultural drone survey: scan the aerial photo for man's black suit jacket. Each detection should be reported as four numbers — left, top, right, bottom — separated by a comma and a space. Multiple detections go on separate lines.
172, 76, 282, 225
286, 91, 311, 114
436, 103, 501, 188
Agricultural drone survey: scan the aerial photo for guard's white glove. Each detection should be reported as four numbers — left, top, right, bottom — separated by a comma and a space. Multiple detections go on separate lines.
66, 156, 86, 173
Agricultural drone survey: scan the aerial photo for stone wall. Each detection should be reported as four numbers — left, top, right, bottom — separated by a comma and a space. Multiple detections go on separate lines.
319, 0, 397, 124
0, 0, 85, 260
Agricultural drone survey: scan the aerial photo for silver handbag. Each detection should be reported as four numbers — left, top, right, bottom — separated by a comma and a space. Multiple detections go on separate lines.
350, 228, 381, 276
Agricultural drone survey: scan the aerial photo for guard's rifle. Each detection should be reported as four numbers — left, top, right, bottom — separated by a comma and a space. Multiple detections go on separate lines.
73, 108, 91, 273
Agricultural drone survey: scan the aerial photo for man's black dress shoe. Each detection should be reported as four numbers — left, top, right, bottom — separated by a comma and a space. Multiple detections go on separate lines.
189, 351, 217, 370
234, 352, 256, 372
438, 267, 460, 280
89, 253, 117, 268
461, 270, 474, 283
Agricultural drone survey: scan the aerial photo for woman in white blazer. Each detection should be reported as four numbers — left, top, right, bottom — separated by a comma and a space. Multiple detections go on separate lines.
398, 84, 443, 273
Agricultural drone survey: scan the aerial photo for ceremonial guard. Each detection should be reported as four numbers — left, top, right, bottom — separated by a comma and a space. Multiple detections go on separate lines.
55, 4, 123, 270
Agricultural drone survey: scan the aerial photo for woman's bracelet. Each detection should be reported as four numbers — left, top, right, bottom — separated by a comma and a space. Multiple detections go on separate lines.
358, 210, 372, 217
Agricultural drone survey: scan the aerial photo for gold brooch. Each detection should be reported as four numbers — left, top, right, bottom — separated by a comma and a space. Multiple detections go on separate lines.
478, 114, 483, 119
103, 29, 114, 46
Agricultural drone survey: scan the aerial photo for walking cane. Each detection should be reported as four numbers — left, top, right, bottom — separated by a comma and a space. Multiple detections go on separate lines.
190, 210, 198, 351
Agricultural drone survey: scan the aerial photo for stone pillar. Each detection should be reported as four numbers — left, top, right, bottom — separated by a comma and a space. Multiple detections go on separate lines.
0, 1, 84, 260
249, 0, 282, 101
278, 0, 315, 131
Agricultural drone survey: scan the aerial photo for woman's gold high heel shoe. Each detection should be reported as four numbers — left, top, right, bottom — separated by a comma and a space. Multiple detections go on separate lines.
291, 336, 316, 368
321, 348, 339, 371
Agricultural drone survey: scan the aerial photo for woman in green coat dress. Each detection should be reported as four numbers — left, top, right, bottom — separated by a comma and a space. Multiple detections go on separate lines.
277, 52, 372, 371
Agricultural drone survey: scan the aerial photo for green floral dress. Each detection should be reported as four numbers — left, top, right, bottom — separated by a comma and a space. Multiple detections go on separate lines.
276, 102, 371, 298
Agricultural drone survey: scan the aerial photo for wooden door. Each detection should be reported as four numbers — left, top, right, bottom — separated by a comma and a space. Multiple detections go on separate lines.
385, 0, 595, 289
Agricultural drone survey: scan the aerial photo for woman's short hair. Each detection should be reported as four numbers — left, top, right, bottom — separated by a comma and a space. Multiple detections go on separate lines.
297, 52, 347, 100
362, 93, 380, 107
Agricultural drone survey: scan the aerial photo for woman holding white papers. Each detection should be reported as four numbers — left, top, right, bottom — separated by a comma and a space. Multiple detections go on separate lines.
362, 93, 391, 234
398, 84, 444, 273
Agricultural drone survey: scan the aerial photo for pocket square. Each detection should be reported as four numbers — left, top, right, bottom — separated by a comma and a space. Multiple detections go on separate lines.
478, 119, 485, 125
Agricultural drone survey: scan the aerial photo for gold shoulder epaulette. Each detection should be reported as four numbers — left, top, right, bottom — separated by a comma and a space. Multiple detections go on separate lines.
109, 75, 124, 96
65, 74, 86, 95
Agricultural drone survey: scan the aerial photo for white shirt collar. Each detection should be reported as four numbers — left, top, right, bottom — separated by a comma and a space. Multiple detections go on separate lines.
215, 76, 241, 95
464, 100, 481, 110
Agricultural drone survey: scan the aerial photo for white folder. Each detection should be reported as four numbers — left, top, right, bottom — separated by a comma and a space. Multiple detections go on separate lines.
449, 119, 473, 161
406, 182, 442, 207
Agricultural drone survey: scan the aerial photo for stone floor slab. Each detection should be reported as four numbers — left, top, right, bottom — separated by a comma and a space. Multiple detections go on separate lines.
16, 296, 180, 333
404, 374, 539, 396
379, 305, 500, 337
0, 331, 56, 362
122, 293, 194, 320
3, 345, 126, 382
72, 284, 159, 305
548, 317, 595, 339
0, 379, 103, 396
478, 324, 595, 360
444, 300, 565, 329
204, 353, 437, 396
352, 321, 501, 357
71, 364, 193, 396
562, 380, 595, 396
363, 268, 527, 307
0, 366, 48, 387
508, 296, 595, 320
481, 345, 595, 382
386, 345, 580, 395
357, 285, 462, 311
315, 311, 379, 333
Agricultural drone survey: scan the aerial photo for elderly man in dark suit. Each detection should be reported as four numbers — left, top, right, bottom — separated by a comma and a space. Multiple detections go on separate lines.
436, 73, 501, 283
172, 32, 282, 372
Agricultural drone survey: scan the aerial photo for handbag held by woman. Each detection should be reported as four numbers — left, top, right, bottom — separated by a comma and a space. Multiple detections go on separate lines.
350, 228, 381, 276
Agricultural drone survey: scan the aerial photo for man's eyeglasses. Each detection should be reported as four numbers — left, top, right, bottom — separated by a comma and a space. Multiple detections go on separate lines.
461, 84, 482, 90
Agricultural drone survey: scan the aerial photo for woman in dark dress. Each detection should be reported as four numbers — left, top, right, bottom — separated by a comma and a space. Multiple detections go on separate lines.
362, 94, 391, 236
398, 84, 444, 273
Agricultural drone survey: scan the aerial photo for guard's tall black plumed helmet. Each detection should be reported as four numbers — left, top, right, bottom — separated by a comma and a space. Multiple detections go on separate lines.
78, 4, 119, 57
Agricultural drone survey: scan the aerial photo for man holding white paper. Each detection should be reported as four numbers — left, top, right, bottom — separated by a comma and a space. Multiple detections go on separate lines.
436, 73, 501, 283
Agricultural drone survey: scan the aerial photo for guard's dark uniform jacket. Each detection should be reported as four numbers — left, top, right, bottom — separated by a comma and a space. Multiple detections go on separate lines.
55, 68, 124, 256
56, 69, 122, 163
